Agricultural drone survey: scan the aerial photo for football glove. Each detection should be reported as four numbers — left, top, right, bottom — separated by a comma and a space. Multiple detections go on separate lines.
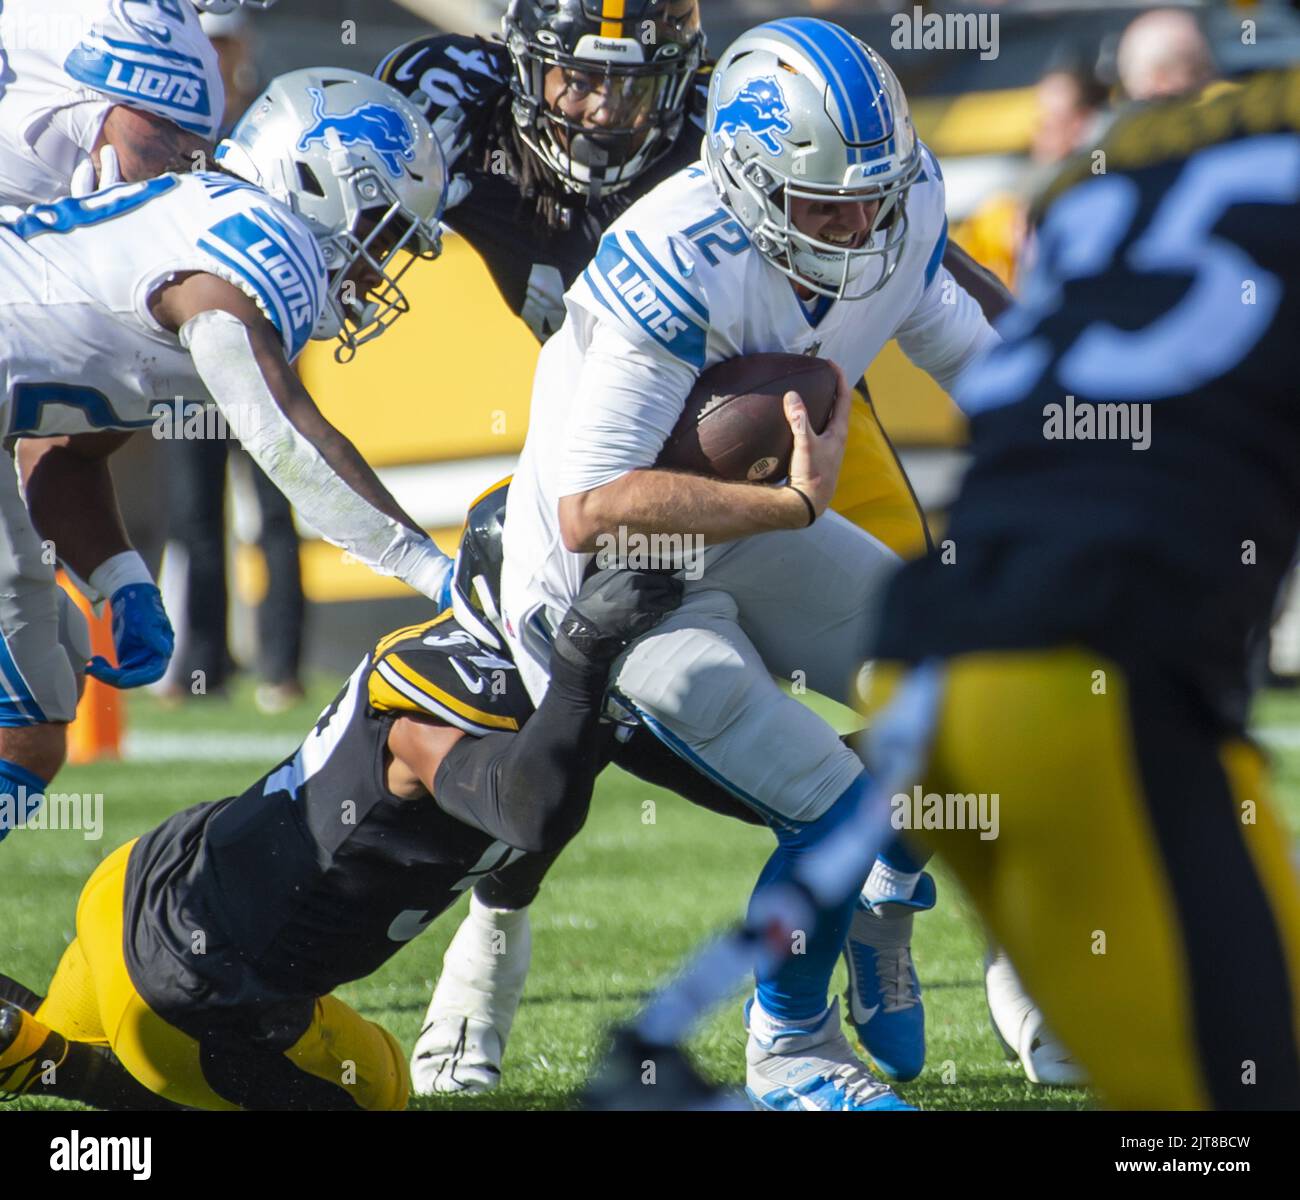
86, 583, 175, 689
553, 567, 683, 670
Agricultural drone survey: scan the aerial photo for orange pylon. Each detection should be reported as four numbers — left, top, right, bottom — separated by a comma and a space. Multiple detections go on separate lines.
58, 573, 123, 764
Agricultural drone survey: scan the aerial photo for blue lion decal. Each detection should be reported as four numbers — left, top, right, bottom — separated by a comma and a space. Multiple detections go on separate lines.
712, 76, 793, 156
296, 87, 416, 179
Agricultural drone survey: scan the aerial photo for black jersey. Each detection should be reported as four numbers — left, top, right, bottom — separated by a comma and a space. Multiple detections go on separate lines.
376, 33, 710, 341
122, 612, 534, 1033
872, 70, 1300, 728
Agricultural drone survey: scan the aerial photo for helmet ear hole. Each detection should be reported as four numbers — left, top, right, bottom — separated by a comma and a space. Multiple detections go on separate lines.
296, 161, 325, 197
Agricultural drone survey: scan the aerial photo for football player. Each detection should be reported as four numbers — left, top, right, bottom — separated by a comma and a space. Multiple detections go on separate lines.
0, 556, 683, 1110
0, 0, 277, 210
0, 68, 456, 846
602, 65, 1300, 1112
381, 2, 1012, 1096
495, 18, 1000, 1111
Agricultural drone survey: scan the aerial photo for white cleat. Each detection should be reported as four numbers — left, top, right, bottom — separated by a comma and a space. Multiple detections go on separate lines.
745, 997, 914, 1111
984, 947, 1087, 1087
410, 896, 532, 1097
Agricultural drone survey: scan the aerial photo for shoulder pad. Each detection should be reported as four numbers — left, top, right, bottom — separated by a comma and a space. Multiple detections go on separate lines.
581, 217, 712, 369
375, 34, 508, 120
368, 612, 533, 736
191, 175, 327, 362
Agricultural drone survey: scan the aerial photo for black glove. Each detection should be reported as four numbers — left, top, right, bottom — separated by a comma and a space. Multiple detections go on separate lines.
553, 567, 684, 671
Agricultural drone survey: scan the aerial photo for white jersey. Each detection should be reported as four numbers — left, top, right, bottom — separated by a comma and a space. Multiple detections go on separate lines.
0, 0, 223, 206
0, 170, 325, 437
502, 147, 998, 648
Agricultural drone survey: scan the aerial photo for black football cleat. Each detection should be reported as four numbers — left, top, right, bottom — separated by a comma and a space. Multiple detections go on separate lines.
582, 1026, 748, 1111
0, 999, 67, 1100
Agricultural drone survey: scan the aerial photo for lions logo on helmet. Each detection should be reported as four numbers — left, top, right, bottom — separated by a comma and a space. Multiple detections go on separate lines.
711, 77, 793, 157
704, 18, 922, 302
297, 88, 418, 179
217, 68, 450, 361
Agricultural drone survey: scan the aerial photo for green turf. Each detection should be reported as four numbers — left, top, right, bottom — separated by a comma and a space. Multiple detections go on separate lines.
6, 680, 1300, 1111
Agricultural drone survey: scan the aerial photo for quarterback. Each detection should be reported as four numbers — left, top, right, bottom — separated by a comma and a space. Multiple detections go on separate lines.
0, 0, 277, 209
0, 557, 682, 1110
499, 18, 997, 1110
380, 1, 1011, 1097
0, 68, 456, 843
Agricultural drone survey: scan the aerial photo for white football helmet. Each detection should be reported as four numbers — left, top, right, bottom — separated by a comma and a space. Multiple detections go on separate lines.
216, 68, 448, 361
191, 1, 276, 13
704, 18, 922, 301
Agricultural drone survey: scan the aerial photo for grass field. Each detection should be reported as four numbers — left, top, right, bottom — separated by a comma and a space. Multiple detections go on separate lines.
7, 681, 1300, 1112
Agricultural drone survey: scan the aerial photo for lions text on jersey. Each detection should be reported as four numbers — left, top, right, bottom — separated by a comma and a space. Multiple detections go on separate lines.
501, 150, 996, 658
0, 0, 223, 206
0, 171, 325, 438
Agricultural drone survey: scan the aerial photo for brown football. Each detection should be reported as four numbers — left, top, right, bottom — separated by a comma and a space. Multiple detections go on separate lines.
656, 353, 837, 482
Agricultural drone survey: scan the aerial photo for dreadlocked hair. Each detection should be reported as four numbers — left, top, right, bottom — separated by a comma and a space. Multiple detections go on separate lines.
483, 87, 580, 234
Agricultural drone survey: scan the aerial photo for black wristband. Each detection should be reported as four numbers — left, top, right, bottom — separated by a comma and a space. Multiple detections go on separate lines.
786, 484, 816, 528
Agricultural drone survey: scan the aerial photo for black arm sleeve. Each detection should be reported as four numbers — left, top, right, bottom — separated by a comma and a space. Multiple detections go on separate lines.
431, 653, 608, 855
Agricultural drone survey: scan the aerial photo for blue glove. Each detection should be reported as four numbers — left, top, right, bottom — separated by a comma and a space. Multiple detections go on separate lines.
86, 583, 175, 689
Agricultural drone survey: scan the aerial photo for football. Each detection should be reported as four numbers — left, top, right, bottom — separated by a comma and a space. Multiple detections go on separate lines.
656, 353, 838, 482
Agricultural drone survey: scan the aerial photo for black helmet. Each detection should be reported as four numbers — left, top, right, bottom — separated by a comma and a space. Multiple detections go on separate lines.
451, 478, 511, 650
502, 0, 705, 199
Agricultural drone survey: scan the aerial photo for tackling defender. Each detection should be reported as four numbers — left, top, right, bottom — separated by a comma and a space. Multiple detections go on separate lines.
0, 559, 681, 1110
0, 68, 456, 844
380, 1, 1012, 1096
498, 18, 997, 1110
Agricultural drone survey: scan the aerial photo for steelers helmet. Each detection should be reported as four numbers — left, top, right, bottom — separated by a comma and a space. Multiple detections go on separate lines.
451, 479, 511, 651
502, 0, 705, 199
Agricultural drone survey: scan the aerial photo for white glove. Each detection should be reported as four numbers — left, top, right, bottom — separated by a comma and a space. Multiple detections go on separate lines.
69, 145, 122, 197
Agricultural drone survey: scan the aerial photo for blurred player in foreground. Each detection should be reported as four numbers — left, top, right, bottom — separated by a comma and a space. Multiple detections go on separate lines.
589, 66, 1300, 1111
0, 69, 454, 844
380, 0, 1012, 1096
0, 561, 681, 1110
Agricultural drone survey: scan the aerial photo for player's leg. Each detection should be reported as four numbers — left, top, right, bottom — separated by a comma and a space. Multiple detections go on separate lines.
983, 945, 1085, 1086
1, 843, 192, 1110
411, 726, 770, 1097
829, 386, 932, 560
409, 863, 542, 1097
867, 649, 1300, 1109
609, 589, 907, 1110
0, 458, 89, 843
690, 515, 934, 1082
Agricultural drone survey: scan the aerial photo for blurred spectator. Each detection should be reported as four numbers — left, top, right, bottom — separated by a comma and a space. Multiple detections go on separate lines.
951, 55, 1107, 291
158, 10, 306, 713
1115, 7, 1216, 102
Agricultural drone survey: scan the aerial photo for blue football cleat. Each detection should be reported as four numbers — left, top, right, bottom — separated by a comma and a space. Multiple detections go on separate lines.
843, 872, 935, 1083
745, 998, 914, 1111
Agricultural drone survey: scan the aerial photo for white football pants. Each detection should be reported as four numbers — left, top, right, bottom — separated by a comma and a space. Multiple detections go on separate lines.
505, 512, 900, 826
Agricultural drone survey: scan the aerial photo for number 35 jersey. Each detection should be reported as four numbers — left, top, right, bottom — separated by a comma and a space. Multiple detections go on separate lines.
873, 69, 1300, 727
0, 0, 223, 207
0, 171, 325, 437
